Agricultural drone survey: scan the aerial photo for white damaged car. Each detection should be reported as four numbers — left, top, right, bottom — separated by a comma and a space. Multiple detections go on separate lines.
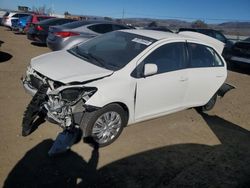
22, 30, 234, 147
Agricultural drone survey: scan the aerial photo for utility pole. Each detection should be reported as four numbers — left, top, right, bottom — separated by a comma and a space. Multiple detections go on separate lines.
122, 8, 125, 23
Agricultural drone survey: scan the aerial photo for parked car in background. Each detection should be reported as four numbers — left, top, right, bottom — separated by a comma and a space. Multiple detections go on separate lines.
144, 26, 173, 33
178, 28, 233, 60
22, 30, 234, 147
230, 37, 250, 66
2, 12, 30, 28
0, 10, 7, 25
11, 15, 29, 33
46, 21, 131, 51
27, 18, 76, 44
24, 14, 55, 33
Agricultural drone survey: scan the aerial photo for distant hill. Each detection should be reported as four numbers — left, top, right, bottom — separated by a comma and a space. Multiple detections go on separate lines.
123, 18, 191, 28
122, 18, 250, 36
218, 22, 250, 28
1, 8, 249, 36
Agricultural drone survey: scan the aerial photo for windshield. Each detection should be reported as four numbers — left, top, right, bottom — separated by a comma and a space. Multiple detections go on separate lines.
68, 31, 156, 71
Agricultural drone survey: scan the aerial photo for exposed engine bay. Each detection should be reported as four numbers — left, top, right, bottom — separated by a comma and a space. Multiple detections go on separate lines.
22, 67, 98, 136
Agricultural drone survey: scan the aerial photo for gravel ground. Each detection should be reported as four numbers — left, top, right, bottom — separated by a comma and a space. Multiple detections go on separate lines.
0, 26, 250, 188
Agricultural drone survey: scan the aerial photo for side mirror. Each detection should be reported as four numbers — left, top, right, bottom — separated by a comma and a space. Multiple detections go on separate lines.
144, 64, 158, 77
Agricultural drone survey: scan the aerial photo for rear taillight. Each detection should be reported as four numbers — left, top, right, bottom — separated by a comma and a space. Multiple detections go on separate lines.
54, 31, 80, 38
36, 25, 44, 31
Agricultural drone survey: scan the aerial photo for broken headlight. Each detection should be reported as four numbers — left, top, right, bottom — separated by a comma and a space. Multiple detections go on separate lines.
60, 87, 97, 104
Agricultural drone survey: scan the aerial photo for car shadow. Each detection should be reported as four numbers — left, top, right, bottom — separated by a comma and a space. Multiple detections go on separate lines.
14, 32, 25, 35
3, 139, 100, 188
0, 51, 13, 63
3, 112, 250, 188
31, 42, 47, 47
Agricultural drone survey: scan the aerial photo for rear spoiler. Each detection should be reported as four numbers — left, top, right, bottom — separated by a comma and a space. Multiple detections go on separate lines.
179, 31, 225, 55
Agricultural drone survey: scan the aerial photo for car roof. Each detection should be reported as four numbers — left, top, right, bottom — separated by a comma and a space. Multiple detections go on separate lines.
60, 20, 127, 28
123, 29, 186, 40
38, 18, 74, 24
122, 29, 225, 54
32, 14, 54, 18
11, 12, 30, 16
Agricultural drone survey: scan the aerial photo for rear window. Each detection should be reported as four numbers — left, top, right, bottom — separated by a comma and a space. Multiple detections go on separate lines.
59, 21, 93, 29
37, 17, 52, 21
88, 24, 113, 34
38, 18, 62, 25
214, 32, 227, 43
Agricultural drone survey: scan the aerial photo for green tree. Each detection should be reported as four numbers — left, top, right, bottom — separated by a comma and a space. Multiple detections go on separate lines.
191, 20, 208, 28
104, 17, 113, 21
148, 21, 158, 27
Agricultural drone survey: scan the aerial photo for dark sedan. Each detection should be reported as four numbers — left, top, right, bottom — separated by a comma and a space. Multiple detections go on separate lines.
144, 26, 173, 33
27, 18, 76, 44
230, 37, 250, 65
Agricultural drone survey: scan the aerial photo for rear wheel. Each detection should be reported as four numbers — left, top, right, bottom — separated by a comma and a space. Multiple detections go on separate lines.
81, 104, 127, 147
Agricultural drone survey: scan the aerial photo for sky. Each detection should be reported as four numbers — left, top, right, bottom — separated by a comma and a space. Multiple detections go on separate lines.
0, 0, 250, 23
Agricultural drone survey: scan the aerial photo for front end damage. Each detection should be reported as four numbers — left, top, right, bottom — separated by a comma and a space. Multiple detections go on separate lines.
22, 66, 98, 137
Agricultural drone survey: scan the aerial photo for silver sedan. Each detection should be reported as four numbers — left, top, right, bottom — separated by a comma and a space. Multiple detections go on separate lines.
46, 20, 131, 51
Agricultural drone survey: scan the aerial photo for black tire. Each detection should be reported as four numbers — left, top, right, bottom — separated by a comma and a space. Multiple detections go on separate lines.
22, 85, 47, 136
197, 94, 217, 112
80, 104, 128, 147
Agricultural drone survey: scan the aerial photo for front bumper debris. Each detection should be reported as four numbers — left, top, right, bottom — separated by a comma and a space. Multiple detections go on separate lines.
22, 77, 38, 96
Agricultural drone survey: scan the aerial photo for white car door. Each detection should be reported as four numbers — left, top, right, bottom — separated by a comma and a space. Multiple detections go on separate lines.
134, 42, 189, 122
184, 42, 227, 107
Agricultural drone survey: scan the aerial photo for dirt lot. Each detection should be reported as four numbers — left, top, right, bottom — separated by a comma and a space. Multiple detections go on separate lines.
0, 26, 250, 187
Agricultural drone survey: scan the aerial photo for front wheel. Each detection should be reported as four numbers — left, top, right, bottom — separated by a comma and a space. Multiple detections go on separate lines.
80, 104, 128, 147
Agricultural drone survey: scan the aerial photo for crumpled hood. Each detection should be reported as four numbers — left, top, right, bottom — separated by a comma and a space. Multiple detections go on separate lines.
30, 50, 113, 84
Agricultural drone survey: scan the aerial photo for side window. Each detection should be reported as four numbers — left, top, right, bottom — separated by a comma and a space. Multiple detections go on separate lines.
143, 42, 186, 74
88, 24, 113, 34
187, 43, 224, 68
